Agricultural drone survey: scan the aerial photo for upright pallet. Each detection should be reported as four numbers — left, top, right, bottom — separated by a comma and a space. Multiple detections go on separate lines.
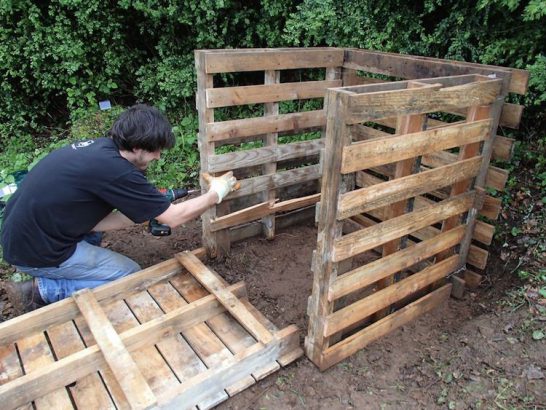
0, 249, 302, 409
305, 74, 506, 369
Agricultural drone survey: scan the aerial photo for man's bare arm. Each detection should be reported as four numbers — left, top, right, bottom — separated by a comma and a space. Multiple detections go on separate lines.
155, 190, 218, 228
92, 211, 135, 232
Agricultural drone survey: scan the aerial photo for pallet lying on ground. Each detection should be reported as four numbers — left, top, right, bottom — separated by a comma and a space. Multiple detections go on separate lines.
0, 248, 302, 410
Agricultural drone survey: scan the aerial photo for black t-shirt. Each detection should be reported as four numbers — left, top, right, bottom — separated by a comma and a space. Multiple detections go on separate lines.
0, 138, 170, 267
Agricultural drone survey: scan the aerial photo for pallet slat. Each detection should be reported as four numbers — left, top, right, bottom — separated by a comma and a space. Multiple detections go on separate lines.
333, 192, 475, 262
346, 79, 502, 124
203, 48, 344, 73
206, 80, 341, 108
324, 255, 459, 337
319, 284, 452, 370
341, 119, 490, 173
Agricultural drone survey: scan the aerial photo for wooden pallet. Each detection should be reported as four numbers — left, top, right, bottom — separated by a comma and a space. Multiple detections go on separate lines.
305, 74, 507, 370
0, 248, 302, 410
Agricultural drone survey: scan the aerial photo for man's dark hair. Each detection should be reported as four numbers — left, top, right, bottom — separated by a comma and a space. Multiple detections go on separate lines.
110, 104, 175, 152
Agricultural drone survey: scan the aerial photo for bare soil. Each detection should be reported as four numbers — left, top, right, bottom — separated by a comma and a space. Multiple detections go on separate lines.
1, 215, 544, 409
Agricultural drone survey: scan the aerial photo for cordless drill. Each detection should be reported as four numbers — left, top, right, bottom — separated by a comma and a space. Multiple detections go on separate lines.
148, 188, 197, 236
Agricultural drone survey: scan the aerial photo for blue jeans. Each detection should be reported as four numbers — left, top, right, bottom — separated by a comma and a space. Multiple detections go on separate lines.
15, 238, 141, 304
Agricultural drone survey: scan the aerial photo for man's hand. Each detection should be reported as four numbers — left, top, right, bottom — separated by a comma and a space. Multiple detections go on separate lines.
202, 171, 238, 204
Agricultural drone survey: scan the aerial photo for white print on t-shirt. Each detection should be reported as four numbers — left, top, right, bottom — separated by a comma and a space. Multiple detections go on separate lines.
71, 140, 95, 150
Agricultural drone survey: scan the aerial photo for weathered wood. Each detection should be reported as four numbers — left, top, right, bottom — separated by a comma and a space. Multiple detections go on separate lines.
203, 48, 344, 73
333, 191, 475, 262
207, 109, 325, 142
47, 321, 115, 409
206, 80, 341, 108
0, 248, 205, 347
330, 225, 465, 301
343, 48, 528, 95
176, 251, 274, 344
73, 289, 157, 410
305, 88, 352, 365
341, 119, 490, 173
323, 255, 459, 337
338, 156, 482, 220
196, 49, 228, 258
158, 325, 300, 409
209, 139, 323, 173
464, 270, 483, 289
346, 79, 502, 124
229, 164, 321, 199
0, 283, 248, 410
319, 284, 451, 371
492, 135, 515, 161
210, 194, 320, 232
450, 276, 466, 299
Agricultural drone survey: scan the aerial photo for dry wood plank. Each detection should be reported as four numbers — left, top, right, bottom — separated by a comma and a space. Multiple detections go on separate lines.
203, 48, 344, 73
330, 225, 466, 301
73, 289, 157, 409
467, 244, 489, 270
196, 49, 229, 258
158, 325, 300, 409
451, 276, 466, 299
305, 89, 352, 364
492, 135, 515, 161
319, 284, 451, 370
210, 194, 320, 232
343, 48, 528, 95
206, 80, 341, 108
0, 284, 247, 410
16, 333, 73, 410
207, 109, 325, 142
500, 103, 523, 129
346, 79, 502, 124
209, 138, 323, 173
166, 274, 281, 382
333, 191, 475, 262
338, 157, 482, 220
166, 274, 256, 397
47, 321, 115, 410
0, 344, 32, 410
176, 251, 274, 344
341, 119, 491, 173
229, 164, 321, 199
324, 255, 459, 338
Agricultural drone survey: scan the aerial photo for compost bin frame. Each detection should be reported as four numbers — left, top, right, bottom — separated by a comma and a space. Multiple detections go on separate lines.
195, 47, 529, 369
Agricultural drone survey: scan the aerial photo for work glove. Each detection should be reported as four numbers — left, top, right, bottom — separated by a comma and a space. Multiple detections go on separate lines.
202, 171, 238, 204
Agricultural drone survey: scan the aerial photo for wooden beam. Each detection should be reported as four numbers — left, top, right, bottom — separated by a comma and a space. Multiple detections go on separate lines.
339, 156, 482, 219
346, 79, 502, 124
206, 80, 341, 108
206, 109, 325, 142
323, 255, 459, 337
319, 284, 451, 370
204, 48, 344, 73
330, 225, 465, 301
332, 191, 475, 262
341, 119, 491, 173
176, 251, 274, 344
73, 289, 157, 410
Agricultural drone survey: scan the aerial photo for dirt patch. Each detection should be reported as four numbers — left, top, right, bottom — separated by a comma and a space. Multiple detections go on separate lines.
1, 217, 544, 409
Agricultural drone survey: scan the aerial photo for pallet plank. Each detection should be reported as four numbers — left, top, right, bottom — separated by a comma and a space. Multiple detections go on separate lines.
341, 119, 491, 173
207, 109, 325, 142
346, 79, 502, 124
339, 157, 482, 220
320, 284, 452, 370
47, 321, 115, 410
333, 192, 475, 262
324, 255, 459, 337
206, 80, 341, 108
203, 48, 344, 73
176, 252, 274, 344
73, 290, 157, 410
0, 344, 34, 410
330, 225, 466, 301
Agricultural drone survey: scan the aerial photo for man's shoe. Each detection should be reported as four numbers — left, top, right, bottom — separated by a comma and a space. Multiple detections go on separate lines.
5, 279, 46, 315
